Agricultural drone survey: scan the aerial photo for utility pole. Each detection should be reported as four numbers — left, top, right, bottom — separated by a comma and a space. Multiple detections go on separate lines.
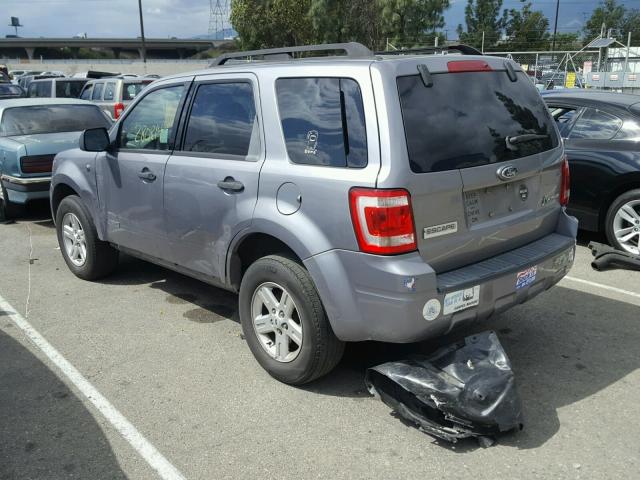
551, 0, 560, 53
138, 0, 147, 63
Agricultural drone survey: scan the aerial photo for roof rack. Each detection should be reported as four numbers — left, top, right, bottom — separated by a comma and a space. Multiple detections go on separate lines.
210, 42, 374, 66
375, 44, 483, 56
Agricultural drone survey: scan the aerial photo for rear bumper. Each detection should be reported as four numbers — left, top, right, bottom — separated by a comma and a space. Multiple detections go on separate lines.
1, 174, 51, 204
304, 210, 578, 343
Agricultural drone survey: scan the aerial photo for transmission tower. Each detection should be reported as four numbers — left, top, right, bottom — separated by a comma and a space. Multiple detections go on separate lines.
208, 0, 230, 40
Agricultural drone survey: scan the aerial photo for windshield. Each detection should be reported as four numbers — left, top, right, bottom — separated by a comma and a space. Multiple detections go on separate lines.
397, 71, 559, 173
0, 105, 111, 136
123, 81, 152, 101
0, 84, 23, 96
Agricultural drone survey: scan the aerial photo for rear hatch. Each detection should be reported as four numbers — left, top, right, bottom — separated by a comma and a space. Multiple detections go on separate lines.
385, 57, 564, 272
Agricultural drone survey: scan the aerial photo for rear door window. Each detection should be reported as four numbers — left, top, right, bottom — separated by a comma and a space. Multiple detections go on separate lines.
182, 82, 257, 158
103, 82, 116, 101
123, 81, 152, 101
92, 83, 104, 100
37, 81, 52, 97
275, 77, 367, 168
569, 108, 622, 140
397, 71, 558, 173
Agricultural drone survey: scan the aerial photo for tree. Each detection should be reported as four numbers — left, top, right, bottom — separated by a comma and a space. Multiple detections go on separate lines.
583, 0, 625, 40
309, 0, 382, 49
552, 32, 581, 51
378, 0, 450, 47
457, 0, 505, 49
503, 1, 549, 51
230, 0, 313, 49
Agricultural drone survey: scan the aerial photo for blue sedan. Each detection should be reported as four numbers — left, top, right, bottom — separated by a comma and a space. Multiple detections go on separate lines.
0, 98, 112, 219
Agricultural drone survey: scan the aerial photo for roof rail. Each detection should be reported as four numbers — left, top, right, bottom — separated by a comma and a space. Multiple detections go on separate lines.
375, 44, 483, 56
210, 42, 374, 66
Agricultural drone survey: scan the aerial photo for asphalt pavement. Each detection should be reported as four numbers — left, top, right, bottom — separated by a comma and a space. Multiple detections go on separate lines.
1, 202, 639, 480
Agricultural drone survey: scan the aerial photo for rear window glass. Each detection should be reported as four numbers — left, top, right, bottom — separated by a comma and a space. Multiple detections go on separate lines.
92, 83, 104, 100
0, 105, 111, 136
397, 71, 558, 173
56, 80, 86, 98
276, 77, 367, 168
183, 82, 257, 157
123, 81, 152, 101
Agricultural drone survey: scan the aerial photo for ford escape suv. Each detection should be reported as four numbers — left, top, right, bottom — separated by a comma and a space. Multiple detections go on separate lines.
50, 43, 577, 385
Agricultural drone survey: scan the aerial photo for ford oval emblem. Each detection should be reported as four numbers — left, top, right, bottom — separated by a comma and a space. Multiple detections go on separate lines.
497, 165, 518, 181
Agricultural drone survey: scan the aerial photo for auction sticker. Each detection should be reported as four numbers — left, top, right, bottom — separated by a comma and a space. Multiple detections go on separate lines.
422, 299, 441, 321
516, 266, 538, 289
443, 286, 480, 315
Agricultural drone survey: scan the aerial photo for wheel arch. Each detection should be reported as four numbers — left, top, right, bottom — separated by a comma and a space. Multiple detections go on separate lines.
51, 182, 79, 222
226, 229, 306, 292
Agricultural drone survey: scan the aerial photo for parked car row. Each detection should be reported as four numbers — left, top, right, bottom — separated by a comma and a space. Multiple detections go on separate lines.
0, 43, 637, 386
0, 99, 112, 218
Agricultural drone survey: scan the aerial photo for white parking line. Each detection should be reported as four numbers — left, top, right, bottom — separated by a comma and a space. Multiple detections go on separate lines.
563, 276, 640, 300
0, 294, 187, 480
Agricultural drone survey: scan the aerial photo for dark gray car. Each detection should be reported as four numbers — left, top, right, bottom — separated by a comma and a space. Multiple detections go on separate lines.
50, 43, 577, 385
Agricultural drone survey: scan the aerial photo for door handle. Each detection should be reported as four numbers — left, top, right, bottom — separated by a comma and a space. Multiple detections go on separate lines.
138, 168, 156, 182
217, 178, 244, 192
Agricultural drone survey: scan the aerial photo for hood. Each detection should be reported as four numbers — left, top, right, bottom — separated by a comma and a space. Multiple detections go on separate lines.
7, 131, 81, 156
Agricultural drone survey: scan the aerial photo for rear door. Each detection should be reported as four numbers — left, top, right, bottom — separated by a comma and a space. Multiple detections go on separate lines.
385, 60, 564, 272
163, 73, 263, 280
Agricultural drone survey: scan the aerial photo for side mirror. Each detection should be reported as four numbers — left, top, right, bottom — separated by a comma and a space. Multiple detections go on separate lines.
80, 127, 110, 152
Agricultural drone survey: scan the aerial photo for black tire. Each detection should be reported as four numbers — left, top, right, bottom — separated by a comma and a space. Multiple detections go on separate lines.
605, 189, 640, 253
55, 195, 119, 280
0, 183, 25, 221
239, 255, 345, 385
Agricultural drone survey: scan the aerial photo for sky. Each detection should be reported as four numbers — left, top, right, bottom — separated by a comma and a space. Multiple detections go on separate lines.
0, 0, 638, 39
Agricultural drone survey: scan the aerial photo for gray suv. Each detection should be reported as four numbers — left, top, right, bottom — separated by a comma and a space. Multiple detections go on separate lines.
50, 43, 577, 385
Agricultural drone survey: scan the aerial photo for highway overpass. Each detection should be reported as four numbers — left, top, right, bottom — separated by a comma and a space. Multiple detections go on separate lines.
0, 37, 230, 60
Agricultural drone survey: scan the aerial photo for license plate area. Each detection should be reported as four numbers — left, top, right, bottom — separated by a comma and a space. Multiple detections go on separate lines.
464, 178, 539, 227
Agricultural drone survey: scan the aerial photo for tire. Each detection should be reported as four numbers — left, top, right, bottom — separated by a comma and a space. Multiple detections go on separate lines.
55, 195, 119, 280
0, 183, 25, 221
605, 189, 640, 255
239, 255, 345, 385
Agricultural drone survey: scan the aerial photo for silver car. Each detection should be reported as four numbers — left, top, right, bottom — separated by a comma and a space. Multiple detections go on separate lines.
50, 43, 577, 385
79, 77, 154, 121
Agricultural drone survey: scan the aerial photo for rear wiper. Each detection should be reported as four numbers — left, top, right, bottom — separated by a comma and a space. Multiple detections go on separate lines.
506, 133, 549, 145
506, 134, 549, 150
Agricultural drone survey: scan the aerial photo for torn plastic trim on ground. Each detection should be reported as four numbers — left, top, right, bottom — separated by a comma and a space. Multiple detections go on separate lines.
365, 331, 523, 444
588, 241, 640, 271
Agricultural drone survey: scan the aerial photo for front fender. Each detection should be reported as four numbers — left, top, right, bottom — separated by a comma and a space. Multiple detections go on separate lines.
51, 151, 102, 237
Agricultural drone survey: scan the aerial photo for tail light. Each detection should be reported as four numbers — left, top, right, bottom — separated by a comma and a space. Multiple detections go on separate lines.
560, 156, 570, 206
20, 154, 55, 174
349, 188, 417, 255
114, 102, 125, 119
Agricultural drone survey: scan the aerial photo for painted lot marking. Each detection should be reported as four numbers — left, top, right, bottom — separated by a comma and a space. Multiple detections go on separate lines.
0, 293, 187, 480
563, 275, 640, 300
